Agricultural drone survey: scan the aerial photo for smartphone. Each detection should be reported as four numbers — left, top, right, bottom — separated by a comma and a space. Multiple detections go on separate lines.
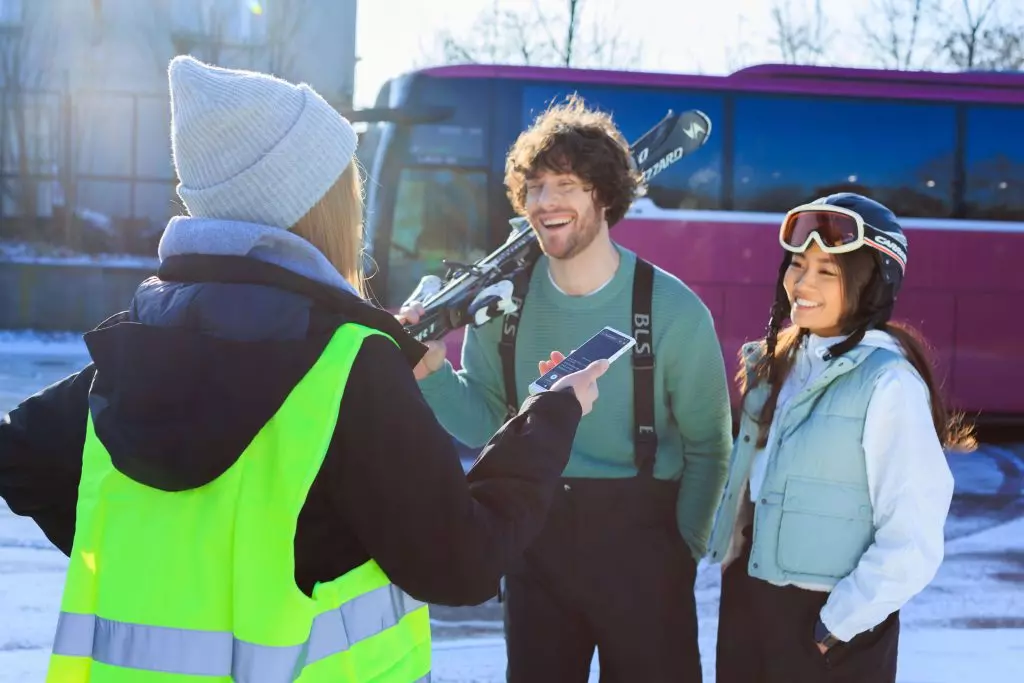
528, 326, 637, 394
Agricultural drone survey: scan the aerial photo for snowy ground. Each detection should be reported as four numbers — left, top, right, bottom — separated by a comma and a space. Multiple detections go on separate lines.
1, 331, 1022, 682
0, 240, 158, 269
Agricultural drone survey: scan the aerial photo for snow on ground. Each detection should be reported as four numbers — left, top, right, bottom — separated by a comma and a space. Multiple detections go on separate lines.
0, 240, 158, 269
428, 513, 1024, 683
1, 336, 1022, 682
0, 331, 91, 357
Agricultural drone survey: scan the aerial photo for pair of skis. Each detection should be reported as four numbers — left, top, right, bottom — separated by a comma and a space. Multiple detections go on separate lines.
402, 109, 713, 342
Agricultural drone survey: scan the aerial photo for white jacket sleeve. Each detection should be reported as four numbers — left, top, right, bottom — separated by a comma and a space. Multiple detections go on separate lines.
818, 365, 954, 642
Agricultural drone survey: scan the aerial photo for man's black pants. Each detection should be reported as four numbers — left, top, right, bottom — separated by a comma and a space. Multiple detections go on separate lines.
717, 526, 900, 683
502, 476, 702, 683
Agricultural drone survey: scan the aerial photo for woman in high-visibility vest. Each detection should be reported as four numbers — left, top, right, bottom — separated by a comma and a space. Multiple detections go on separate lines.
0, 56, 608, 683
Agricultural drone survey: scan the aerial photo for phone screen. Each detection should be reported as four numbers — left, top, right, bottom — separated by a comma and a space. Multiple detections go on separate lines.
532, 328, 634, 392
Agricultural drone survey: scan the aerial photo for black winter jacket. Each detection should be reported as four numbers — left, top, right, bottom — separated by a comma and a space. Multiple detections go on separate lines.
0, 254, 582, 605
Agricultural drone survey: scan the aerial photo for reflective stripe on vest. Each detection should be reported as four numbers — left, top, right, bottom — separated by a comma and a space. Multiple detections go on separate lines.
52, 584, 427, 680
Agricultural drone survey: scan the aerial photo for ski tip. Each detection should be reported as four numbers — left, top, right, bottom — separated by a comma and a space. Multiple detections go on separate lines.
677, 109, 712, 143
694, 110, 712, 140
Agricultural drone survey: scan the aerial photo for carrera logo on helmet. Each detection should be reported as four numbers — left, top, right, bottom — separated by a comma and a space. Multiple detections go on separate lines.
881, 230, 907, 247
871, 234, 907, 263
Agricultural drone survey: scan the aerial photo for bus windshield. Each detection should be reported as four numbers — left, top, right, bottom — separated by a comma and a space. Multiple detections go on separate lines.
364, 74, 496, 307
385, 165, 490, 304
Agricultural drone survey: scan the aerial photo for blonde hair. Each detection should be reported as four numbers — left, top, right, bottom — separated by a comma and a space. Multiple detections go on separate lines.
291, 157, 366, 297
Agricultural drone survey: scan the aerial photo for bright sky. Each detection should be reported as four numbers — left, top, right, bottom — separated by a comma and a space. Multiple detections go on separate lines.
352, 0, 873, 107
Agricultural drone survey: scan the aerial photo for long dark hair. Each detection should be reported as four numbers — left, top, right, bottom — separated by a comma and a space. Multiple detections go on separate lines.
739, 248, 976, 451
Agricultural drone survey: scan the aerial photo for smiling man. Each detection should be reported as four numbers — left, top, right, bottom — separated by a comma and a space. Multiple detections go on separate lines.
400, 95, 733, 681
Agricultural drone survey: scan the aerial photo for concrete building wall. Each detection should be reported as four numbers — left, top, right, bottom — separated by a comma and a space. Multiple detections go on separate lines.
0, 0, 358, 244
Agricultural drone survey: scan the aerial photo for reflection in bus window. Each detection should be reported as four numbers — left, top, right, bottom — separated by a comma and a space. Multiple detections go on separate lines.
386, 168, 489, 306
521, 85, 724, 211
733, 95, 956, 217
965, 106, 1024, 221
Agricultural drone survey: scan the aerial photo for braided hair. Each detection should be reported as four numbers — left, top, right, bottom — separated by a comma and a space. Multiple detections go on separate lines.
749, 246, 891, 446
763, 253, 794, 387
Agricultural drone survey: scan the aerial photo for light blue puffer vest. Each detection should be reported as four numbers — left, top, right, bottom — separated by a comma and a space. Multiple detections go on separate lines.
708, 339, 910, 586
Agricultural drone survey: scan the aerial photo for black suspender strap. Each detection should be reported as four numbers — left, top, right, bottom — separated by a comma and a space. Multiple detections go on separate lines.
631, 257, 657, 478
498, 260, 536, 421
498, 255, 657, 480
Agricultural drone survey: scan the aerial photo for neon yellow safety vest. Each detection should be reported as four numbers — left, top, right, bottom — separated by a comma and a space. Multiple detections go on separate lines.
47, 323, 432, 682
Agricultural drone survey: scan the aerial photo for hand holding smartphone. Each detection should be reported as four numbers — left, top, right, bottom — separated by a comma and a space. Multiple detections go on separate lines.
545, 359, 610, 416
529, 326, 636, 395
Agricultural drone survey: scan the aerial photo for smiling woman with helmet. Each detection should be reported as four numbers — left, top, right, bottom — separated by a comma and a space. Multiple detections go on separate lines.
707, 192, 975, 682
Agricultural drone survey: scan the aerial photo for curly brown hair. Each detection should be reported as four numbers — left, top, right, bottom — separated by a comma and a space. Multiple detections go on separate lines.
504, 94, 643, 227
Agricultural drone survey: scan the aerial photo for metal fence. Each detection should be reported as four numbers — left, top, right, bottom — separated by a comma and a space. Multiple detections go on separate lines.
0, 86, 180, 255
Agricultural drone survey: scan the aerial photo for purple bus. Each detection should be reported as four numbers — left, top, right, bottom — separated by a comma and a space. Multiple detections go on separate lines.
357, 62, 1024, 425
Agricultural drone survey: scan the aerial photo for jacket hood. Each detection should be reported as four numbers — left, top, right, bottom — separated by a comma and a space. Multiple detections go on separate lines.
158, 215, 360, 298
85, 319, 325, 492
83, 254, 426, 493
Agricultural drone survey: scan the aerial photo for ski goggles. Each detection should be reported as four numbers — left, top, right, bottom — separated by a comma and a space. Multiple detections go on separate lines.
779, 204, 907, 272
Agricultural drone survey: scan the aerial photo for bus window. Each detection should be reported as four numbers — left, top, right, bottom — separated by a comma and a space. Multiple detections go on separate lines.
521, 84, 725, 210
965, 105, 1024, 221
385, 167, 489, 306
733, 95, 957, 217
407, 124, 486, 166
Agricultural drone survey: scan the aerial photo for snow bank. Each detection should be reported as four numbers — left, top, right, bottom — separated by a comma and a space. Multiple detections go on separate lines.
0, 330, 89, 356
0, 240, 157, 269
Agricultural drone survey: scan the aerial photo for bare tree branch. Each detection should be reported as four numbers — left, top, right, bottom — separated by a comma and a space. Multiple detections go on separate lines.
972, 24, 1024, 68
428, 0, 638, 70
439, 33, 478, 65
584, 13, 642, 69
860, 0, 937, 69
508, 12, 540, 65
941, 0, 999, 68
565, 0, 581, 67
724, 15, 756, 72
532, 0, 564, 61
769, 0, 833, 65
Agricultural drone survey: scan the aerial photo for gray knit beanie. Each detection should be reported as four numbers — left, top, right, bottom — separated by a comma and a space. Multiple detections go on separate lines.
168, 55, 358, 229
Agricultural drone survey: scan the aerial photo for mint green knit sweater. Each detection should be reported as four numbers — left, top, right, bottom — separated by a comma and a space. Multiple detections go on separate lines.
417, 246, 733, 558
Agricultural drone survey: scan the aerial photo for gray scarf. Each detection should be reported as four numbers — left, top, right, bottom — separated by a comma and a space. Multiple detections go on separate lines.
158, 216, 359, 297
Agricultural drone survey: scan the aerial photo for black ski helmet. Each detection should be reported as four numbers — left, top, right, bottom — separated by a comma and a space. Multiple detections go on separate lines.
810, 192, 908, 295
765, 192, 909, 362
